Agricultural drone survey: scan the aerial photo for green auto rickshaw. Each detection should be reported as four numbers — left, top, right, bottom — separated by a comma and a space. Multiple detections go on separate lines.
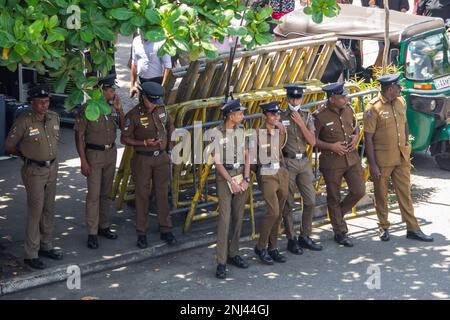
275, 4, 450, 170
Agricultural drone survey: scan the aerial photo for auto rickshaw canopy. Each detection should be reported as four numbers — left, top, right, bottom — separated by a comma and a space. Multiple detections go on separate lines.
274, 4, 445, 46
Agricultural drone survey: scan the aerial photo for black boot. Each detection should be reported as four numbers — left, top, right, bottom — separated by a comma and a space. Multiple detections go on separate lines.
24, 258, 46, 270
160, 232, 177, 245
254, 246, 274, 265
334, 234, 353, 247
98, 227, 118, 240
287, 238, 303, 255
379, 229, 390, 241
406, 230, 433, 242
268, 248, 287, 263
298, 235, 323, 251
215, 264, 227, 279
38, 249, 63, 260
137, 235, 148, 249
87, 235, 99, 249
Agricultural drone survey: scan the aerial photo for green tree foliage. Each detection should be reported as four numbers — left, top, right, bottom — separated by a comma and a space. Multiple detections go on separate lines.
0, 0, 277, 120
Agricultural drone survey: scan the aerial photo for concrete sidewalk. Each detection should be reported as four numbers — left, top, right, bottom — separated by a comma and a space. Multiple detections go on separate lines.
0, 123, 377, 296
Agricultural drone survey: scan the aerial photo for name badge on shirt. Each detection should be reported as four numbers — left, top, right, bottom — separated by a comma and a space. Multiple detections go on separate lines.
326, 122, 334, 126
282, 120, 290, 126
381, 111, 390, 118
29, 128, 40, 136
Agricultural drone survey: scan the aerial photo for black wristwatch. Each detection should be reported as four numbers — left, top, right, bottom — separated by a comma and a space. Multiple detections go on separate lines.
244, 176, 251, 183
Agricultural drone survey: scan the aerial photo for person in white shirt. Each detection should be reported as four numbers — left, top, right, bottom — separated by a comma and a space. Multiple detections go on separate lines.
129, 34, 172, 98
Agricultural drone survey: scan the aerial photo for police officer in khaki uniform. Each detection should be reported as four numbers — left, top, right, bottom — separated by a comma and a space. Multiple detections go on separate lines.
121, 82, 176, 248
75, 78, 124, 249
363, 74, 433, 242
213, 99, 251, 279
314, 83, 366, 247
255, 101, 289, 265
281, 84, 322, 254
4, 86, 63, 269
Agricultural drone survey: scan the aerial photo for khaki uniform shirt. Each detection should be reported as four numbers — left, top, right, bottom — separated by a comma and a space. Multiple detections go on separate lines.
122, 103, 174, 152
280, 107, 315, 156
74, 105, 118, 145
314, 103, 360, 169
363, 93, 411, 167
257, 123, 286, 175
5, 109, 60, 161
212, 123, 246, 177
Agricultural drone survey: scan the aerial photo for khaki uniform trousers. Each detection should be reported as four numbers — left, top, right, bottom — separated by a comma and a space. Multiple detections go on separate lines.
85, 148, 117, 235
21, 161, 58, 259
131, 152, 172, 235
373, 162, 420, 232
321, 163, 366, 235
257, 167, 289, 250
283, 158, 316, 239
216, 172, 248, 265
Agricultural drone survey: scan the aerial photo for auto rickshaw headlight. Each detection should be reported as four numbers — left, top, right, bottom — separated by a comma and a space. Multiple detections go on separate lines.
430, 100, 437, 112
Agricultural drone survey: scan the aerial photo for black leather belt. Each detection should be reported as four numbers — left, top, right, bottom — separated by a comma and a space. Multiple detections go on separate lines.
86, 143, 115, 151
283, 151, 308, 160
224, 163, 243, 170
136, 150, 165, 157
25, 158, 56, 167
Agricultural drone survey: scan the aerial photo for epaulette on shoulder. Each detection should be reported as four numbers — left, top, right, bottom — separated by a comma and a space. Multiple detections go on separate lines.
369, 96, 380, 105
312, 105, 327, 118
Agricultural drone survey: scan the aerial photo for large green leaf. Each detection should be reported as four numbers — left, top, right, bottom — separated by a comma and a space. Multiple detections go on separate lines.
13, 42, 28, 55
120, 21, 136, 36
144, 9, 161, 24
98, 99, 112, 115
80, 29, 94, 43
46, 29, 65, 44
92, 25, 115, 41
85, 100, 101, 121
28, 20, 44, 34
144, 28, 166, 42
54, 74, 69, 93
108, 8, 134, 21
0, 31, 15, 48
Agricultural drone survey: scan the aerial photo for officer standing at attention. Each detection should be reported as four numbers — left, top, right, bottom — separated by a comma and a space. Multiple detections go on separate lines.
4, 86, 63, 269
314, 83, 366, 247
74, 78, 124, 249
281, 84, 322, 255
363, 74, 433, 242
255, 101, 289, 265
121, 82, 176, 248
213, 99, 251, 279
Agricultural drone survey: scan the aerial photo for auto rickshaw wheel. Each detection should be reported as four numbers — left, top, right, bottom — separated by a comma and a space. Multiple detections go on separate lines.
435, 153, 450, 171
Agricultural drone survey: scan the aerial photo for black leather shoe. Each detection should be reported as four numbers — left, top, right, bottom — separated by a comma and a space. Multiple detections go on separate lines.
254, 246, 274, 265
268, 249, 287, 263
87, 235, 99, 249
137, 235, 148, 249
38, 249, 63, 260
287, 238, 303, 255
24, 258, 46, 270
160, 232, 177, 245
334, 234, 353, 247
407, 230, 434, 242
227, 255, 249, 269
379, 229, 390, 241
98, 227, 118, 240
215, 264, 227, 279
298, 236, 323, 251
